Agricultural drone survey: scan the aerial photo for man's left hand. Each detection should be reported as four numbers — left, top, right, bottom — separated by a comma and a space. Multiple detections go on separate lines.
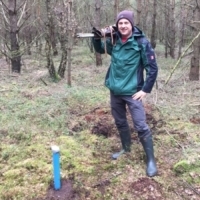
132, 90, 147, 101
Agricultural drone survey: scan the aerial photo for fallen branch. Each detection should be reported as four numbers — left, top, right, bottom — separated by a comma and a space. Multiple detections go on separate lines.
164, 128, 184, 149
40, 78, 48, 86
181, 179, 200, 196
165, 30, 200, 85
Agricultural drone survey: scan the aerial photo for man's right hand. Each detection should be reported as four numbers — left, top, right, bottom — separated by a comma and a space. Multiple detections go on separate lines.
92, 27, 102, 39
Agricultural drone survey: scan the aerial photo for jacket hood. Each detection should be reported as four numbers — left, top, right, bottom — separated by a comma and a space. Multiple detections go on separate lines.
132, 26, 145, 37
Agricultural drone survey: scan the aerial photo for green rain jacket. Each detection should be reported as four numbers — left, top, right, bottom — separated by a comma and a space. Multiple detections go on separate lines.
92, 26, 158, 95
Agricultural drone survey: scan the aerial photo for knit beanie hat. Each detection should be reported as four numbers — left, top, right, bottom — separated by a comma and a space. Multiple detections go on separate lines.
116, 10, 134, 28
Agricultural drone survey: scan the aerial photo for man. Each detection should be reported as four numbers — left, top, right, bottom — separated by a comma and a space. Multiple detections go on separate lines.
92, 10, 158, 177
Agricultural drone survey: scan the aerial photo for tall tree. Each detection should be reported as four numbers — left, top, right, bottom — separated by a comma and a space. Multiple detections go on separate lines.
8, 0, 21, 72
45, 0, 57, 79
0, 0, 40, 72
94, 0, 102, 66
150, 0, 157, 48
189, 1, 200, 80
178, 0, 187, 58
164, 0, 169, 58
45, 0, 77, 82
136, 0, 142, 27
0, 0, 28, 73
142, 0, 150, 34
66, 0, 73, 85
114, 0, 119, 22
169, 0, 176, 58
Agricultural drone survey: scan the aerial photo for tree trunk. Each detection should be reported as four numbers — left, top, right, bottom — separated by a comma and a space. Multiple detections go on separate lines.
142, 0, 149, 34
58, 52, 67, 78
178, 0, 186, 58
189, 3, 200, 81
8, 0, 21, 73
189, 56, 199, 80
45, 0, 57, 79
57, 21, 67, 78
23, 11, 32, 55
150, 0, 157, 49
87, 39, 94, 53
45, 38, 57, 79
94, 0, 102, 66
164, 1, 169, 58
169, 0, 176, 59
114, 0, 119, 22
67, 0, 73, 86
50, 25, 58, 56
45, 0, 58, 57
57, 14, 67, 78
136, 0, 142, 27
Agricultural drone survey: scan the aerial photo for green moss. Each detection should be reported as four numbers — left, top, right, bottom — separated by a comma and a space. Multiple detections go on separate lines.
173, 160, 191, 174
173, 159, 200, 174
15, 158, 47, 171
3, 168, 26, 179
0, 185, 46, 200
102, 163, 115, 170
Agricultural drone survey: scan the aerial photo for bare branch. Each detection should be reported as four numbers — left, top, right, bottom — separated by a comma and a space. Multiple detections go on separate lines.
0, 0, 9, 11
0, 49, 11, 59
191, 21, 200, 24
19, 17, 37, 32
17, 0, 27, 27
16, 0, 26, 12
0, 1, 9, 24
196, 0, 200, 8
165, 30, 200, 84
183, 3, 195, 8
181, 179, 200, 196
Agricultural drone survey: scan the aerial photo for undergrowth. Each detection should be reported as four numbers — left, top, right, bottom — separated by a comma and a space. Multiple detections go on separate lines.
0, 42, 199, 200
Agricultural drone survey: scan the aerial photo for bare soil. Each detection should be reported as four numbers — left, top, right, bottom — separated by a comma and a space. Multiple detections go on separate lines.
43, 179, 78, 200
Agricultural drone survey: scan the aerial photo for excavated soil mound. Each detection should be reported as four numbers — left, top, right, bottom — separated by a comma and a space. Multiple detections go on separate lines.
71, 103, 164, 137
41, 179, 78, 200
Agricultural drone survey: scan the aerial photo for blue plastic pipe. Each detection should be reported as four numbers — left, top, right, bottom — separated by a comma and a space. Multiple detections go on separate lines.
51, 145, 61, 190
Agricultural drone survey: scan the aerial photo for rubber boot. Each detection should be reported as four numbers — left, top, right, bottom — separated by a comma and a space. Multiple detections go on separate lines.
112, 129, 131, 160
140, 134, 157, 177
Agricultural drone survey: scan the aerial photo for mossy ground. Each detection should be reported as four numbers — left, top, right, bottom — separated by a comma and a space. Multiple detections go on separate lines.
0, 44, 199, 200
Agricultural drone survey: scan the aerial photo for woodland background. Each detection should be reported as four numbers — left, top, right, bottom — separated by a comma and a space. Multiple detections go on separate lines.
0, 0, 200, 200
0, 0, 199, 81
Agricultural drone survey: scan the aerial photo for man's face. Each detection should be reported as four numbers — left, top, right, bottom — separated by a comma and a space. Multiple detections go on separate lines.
118, 18, 132, 38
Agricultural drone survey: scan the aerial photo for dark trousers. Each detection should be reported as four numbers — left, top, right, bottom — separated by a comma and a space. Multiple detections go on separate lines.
110, 91, 151, 138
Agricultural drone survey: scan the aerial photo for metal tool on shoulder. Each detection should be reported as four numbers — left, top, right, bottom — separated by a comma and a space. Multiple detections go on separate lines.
76, 26, 117, 55
76, 25, 117, 45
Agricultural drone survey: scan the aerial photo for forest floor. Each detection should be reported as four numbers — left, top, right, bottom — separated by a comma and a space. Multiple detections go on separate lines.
0, 43, 200, 200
